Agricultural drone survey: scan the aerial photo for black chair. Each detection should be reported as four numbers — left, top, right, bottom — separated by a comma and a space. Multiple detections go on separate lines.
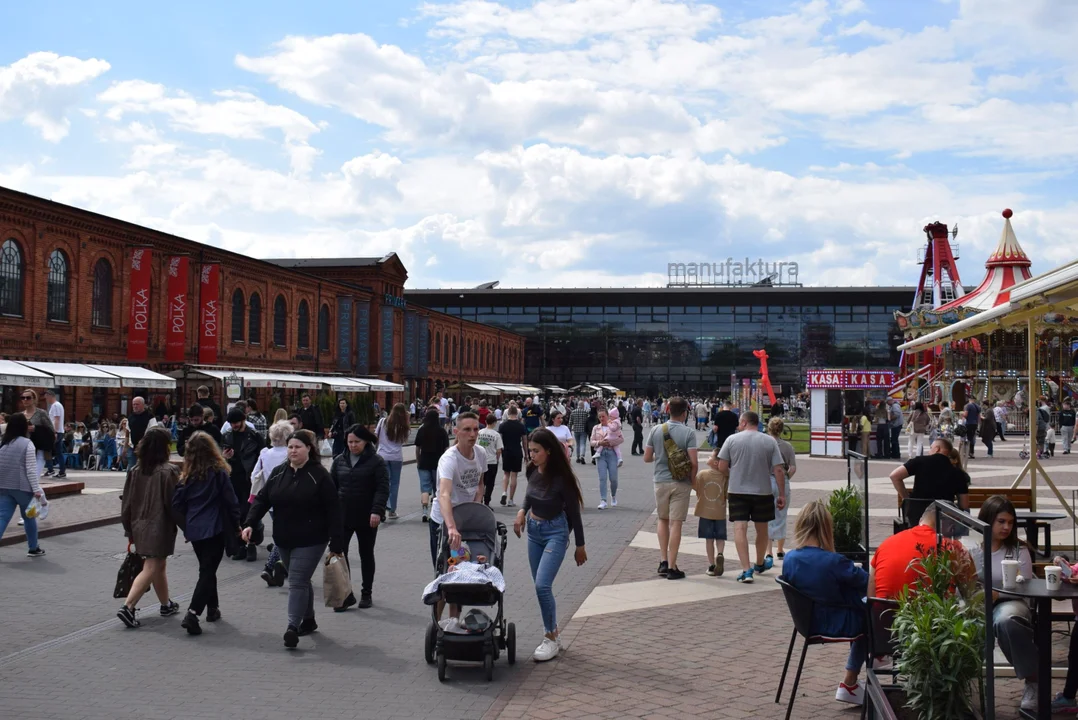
893, 497, 935, 534
775, 578, 864, 720
861, 597, 900, 720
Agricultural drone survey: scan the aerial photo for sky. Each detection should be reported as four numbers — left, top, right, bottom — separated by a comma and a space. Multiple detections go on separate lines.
1, 0, 1076, 290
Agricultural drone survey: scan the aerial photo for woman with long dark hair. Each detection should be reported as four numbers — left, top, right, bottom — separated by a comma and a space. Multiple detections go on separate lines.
331, 424, 389, 610
116, 427, 182, 628
498, 405, 528, 506
376, 403, 410, 519
0, 413, 47, 557
242, 429, 344, 648
172, 431, 241, 635
329, 399, 355, 458
513, 428, 587, 662
414, 408, 449, 522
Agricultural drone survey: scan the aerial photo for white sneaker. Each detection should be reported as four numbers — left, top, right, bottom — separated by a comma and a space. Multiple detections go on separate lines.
835, 682, 864, 706
17, 517, 24, 526
617, 459, 623, 467
591, 452, 601, 460
611, 496, 617, 507
532, 637, 560, 662
1021, 681, 1038, 712
597, 500, 608, 510
506, 499, 515, 507
870, 655, 893, 672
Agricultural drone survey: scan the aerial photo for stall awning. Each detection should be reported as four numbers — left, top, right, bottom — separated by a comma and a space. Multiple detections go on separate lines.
518, 384, 541, 394
167, 366, 370, 391
16, 361, 122, 388
488, 383, 531, 395
543, 385, 568, 393
569, 383, 604, 393
0, 360, 53, 387
597, 384, 621, 393
88, 365, 176, 390
464, 382, 502, 394
353, 378, 406, 392
313, 377, 370, 393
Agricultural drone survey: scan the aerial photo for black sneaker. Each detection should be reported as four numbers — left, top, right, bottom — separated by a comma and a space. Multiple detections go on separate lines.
657, 561, 669, 576
181, 612, 202, 635
298, 617, 318, 636
499, 493, 507, 506
56, 472, 67, 478
706, 564, 717, 576
260, 569, 276, 587
206, 607, 222, 622
27, 547, 46, 558
246, 544, 257, 562
334, 593, 357, 613
666, 567, 686, 580
160, 600, 180, 616
358, 593, 373, 609
43, 469, 54, 477
231, 548, 246, 561
283, 625, 299, 648
117, 605, 140, 628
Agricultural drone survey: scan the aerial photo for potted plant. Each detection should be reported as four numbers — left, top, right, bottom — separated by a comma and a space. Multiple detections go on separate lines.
828, 486, 864, 557
886, 546, 985, 720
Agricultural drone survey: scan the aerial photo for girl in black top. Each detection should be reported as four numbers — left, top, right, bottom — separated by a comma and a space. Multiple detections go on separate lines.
413, 409, 449, 522
498, 406, 528, 505
513, 428, 587, 663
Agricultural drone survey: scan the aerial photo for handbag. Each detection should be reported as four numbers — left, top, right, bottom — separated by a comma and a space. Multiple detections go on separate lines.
322, 553, 353, 608
113, 544, 145, 598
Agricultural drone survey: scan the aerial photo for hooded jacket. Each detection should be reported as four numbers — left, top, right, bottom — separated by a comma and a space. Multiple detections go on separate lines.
245, 459, 344, 552
331, 444, 391, 524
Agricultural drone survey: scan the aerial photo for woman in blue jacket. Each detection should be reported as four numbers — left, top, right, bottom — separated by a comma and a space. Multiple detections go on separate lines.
781, 499, 868, 707
172, 431, 240, 636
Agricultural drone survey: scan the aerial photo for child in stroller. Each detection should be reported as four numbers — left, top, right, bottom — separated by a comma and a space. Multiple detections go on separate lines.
423, 502, 516, 681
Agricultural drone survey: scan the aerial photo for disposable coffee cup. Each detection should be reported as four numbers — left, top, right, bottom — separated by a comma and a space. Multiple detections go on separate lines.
1046, 566, 1063, 591
1000, 559, 1020, 590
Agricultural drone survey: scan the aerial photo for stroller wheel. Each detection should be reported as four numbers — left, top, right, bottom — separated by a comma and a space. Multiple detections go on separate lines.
484, 652, 494, 681
424, 622, 437, 665
437, 652, 447, 682
506, 622, 516, 665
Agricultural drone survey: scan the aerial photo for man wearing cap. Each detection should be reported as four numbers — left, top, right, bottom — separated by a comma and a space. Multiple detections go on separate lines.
44, 389, 67, 479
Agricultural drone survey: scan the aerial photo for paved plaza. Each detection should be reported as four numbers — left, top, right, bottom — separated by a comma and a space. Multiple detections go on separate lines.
2, 434, 1076, 719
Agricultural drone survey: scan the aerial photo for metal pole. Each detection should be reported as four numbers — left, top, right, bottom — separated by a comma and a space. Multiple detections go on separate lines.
1028, 319, 1038, 508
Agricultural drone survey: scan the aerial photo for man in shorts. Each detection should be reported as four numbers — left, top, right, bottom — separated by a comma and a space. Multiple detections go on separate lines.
644, 397, 698, 580
713, 411, 785, 583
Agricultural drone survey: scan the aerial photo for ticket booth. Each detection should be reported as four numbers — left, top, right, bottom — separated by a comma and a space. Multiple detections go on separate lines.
807, 370, 895, 457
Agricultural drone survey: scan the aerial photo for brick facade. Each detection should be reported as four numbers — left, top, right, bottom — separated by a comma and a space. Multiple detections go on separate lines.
0, 186, 524, 420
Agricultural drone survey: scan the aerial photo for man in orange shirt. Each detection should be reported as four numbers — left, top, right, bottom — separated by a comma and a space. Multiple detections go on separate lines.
870, 503, 974, 599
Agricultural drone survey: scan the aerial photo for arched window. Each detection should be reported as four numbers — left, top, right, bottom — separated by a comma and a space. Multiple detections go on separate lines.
318, 304, 331, 352
297, 300, 310, 349
435, 332, 441, 363
249, 293, 262, 344
231, 289, 245, 343
91, 258, 113, 328
273, 295, 287, 347
47, 249, 69, 321
443, 335, 449, 366
0, 239, 23, 317
452, 337, 458, 367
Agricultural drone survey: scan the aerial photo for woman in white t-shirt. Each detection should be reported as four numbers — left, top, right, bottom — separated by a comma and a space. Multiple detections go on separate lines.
376, 403, 410, 520
971, 495, 1036, 708
547, 411, 573, 458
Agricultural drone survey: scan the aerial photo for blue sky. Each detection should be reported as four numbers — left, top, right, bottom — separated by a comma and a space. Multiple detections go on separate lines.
2, 0, 1076, 289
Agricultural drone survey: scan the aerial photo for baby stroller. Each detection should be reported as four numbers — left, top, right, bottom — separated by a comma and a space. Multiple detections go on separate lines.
424, 502, 515, 681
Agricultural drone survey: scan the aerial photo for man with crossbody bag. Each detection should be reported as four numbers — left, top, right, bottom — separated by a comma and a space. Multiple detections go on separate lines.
644, 397, 698, 580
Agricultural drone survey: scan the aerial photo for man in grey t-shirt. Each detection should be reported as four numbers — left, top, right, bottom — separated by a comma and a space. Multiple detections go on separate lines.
644, 397, 698, 580
713, 411, 785, 584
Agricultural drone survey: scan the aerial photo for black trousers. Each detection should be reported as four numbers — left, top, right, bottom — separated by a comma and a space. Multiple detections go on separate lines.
997, 422, 1007, 441
343, 522, 378, 596
190, 533, 226, 615
631, 429, 643, 455
965, 425, 978, 456
482, 465, 498, 505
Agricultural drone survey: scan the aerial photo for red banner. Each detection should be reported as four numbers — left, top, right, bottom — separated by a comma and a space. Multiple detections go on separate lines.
126, 248, 152, 361
198, 264, 220, 365
165, 256, 189, 363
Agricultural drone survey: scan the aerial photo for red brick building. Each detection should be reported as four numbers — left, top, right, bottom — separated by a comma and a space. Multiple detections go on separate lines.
0, 186, 525, 420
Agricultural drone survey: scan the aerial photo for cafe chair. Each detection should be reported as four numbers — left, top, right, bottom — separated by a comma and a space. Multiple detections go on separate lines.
861, 596, 900, 720
775, 578, 864, 720
893, 497, 934, 534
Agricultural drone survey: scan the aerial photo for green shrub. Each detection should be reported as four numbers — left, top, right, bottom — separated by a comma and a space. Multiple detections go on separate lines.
827, 486, 863, 552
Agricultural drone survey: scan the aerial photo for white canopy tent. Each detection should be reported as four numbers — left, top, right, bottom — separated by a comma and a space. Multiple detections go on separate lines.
543, 385, 569, 393
87, 365, 176, 390
17, 361, 122, 388
167, 366, 376, 392
0, 360, 54, 387
458, 382, 502, 395
898, 257, 1078, 522
353, 377, 405, 392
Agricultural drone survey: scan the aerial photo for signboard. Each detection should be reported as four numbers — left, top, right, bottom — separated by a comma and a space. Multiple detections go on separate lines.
198, 264, 220, 365
337, 297, 353, 371
806, 369, 896, 389
355, 301, 370, 375
667, 258, 800, 287
225, 372, 243, 400
126, 248, 152, 361
383, 293, 407, 309
165, 256, 188, 363
404, 311, 418, 376
417, 316, 429, 378
380, 305, 395, 371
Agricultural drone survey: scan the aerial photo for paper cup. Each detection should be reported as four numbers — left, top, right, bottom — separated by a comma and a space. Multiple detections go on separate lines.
1000, 559, 1020, 590
1046, 566, 1063, 591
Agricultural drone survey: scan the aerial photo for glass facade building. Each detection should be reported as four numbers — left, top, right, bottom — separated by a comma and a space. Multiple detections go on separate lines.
406, 287, 914, 396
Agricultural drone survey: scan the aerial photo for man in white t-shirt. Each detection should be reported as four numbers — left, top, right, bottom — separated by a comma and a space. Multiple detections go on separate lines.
44, 388, 67, 478
437, 392, 450, 428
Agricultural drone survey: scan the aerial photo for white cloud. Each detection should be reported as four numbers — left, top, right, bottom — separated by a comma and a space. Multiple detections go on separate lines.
0, 52, 110, 141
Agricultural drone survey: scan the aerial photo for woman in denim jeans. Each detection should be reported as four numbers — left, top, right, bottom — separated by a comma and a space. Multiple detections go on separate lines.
414, 409, 449, 525
513, 428, 587, 663
376, 403, 410, 519
590, 409, 621, 509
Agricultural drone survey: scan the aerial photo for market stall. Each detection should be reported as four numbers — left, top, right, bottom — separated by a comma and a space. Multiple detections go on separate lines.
807, 369, 895, 457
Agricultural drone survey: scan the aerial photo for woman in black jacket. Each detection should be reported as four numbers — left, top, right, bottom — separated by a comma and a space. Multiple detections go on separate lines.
330, 424, 390, 610
242, 429, 344, 649
329, 399, 355, 458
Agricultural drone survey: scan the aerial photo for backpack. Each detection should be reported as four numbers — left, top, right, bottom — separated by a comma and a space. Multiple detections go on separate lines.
661, 423, 693, 482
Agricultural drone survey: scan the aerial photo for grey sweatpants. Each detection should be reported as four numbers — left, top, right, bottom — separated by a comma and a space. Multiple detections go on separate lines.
279, 543, 327, 629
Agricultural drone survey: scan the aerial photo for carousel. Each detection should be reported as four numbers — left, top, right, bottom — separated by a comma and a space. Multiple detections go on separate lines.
894, 210, 1077, 427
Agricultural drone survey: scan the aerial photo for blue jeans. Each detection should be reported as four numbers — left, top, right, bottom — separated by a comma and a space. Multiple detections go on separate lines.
418, 468, 435, 496
573, 431, 588, 460
126, 448, 136, 471
597, 448, 619, 501
994, 600, 1037, 680
527, 513, 569, 634
768, 476, 790, 540
385, 460, 402, 511
0, 489, 39, 550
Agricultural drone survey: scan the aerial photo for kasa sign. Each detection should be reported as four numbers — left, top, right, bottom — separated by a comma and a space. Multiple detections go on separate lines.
806, 370, 895, 389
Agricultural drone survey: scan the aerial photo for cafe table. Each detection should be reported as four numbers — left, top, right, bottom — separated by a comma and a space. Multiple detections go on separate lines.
995, 580, 1078, 719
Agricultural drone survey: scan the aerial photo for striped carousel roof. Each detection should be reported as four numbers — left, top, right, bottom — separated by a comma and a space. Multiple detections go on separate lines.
938, 209, 1032, 313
